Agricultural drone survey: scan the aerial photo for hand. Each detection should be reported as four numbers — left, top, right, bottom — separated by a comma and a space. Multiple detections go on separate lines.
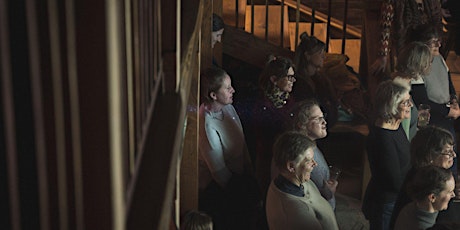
325, 179, 338, 194
370, 56, 388, 76
448, 106, 460, 119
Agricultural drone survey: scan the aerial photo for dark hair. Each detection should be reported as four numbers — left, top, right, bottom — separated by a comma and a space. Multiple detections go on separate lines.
181, 210, 213, 230
406, 165, 452, 202
259, 55, 294, 92
291, 99, 320, 131
395, 41, 432, 77
200, 67, 228, 103
273, 131, 315, 171
293, 32, 325, 83
408, 23, 441, 44
411, 126, 454, 168
212, 13, 224, 32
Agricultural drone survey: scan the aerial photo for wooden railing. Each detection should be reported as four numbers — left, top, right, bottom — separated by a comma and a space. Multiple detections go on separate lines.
225, 0, 361, 54
0, 0, 207, 229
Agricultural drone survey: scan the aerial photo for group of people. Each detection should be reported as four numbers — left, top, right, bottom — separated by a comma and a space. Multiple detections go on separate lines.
183, 1, 460, 229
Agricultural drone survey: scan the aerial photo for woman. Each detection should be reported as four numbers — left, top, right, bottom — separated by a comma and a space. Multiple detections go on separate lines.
291, 99, 338, 209
212, 13, 224, 49
394, 166, 455, 230
198, 67, 255, 229
362, 80, 412, 230
293, 32, 338, 126
253, 56, 296, 196
409, 24, 460, 179
266, 131, 339, 230
390, 126, 457, 229
392, 41, 432, 140
370, 0, 442, 76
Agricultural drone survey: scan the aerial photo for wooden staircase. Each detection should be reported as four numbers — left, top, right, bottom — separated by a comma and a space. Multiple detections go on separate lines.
222, 0, 362, 72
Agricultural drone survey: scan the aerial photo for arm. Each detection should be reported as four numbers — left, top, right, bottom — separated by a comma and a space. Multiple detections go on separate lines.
199, 118, 232, 188
411, 83, 455, 118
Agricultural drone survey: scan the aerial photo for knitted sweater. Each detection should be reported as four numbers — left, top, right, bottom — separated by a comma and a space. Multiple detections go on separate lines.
266, 180, 339, 230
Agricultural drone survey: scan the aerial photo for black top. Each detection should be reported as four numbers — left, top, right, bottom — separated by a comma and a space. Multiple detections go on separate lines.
363, 125, 411, 218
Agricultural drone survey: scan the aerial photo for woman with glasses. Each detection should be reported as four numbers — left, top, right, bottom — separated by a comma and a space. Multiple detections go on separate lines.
289, 99, 338, 210
390, 126, 456, 229
409, 23, 460, 182
266, 132, 339, 230
293, 32, 339, 127
362, 80, 412, 230
252, 55, 297, 199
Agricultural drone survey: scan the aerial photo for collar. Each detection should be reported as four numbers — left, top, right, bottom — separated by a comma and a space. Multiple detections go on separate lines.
274, 174, 305, 197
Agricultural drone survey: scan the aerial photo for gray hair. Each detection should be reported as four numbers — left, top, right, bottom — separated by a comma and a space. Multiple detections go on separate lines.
373, 80, 410, 122
273, 131, 316, 171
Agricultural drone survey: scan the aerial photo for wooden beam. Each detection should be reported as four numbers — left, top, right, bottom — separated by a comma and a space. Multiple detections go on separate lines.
223, 26, 294, 68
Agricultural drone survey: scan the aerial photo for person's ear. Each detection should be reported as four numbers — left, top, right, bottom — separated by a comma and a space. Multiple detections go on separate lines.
287, 161, 296, 173
270, 75, 277, 85
428, 193, 436, 203
210, 92, 217, 101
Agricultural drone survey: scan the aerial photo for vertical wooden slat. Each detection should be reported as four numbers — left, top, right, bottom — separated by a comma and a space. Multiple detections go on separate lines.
235, 0, 238, 30
125, 0, 136, 175
341, 0, 349, 54
280, 0, 284, 47
25, 0, 50, 229
0, 1, 21, 229
64, 0, 85, 229
325, 0, 332, 52
311, 0, 316, 35
106, 0, 125, 229
264, 0, 268, 41
48, 0, 70, 228
295, 0, 300, 51
250, 0, 254, 34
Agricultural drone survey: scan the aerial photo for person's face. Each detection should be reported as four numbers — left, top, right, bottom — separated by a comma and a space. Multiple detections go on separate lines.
293, 148, 317, 183
306, 105, 327, 140
425, 37, 441, 56
307, 49, 325, 69
212, 29, 224, 48
433, 144, 456, 169
398, 93, 412, 120
274, 67, 296, 93
432, 175, 455, 211
211, 74, 235, 105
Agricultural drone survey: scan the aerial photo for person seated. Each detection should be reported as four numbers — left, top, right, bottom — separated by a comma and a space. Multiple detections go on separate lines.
293, 32, 339, 127
390, 126, 457, 229
181, 210, 213, 230
266, 131, 339, 230
290, 99, 338, 209
394, 166, 455, 230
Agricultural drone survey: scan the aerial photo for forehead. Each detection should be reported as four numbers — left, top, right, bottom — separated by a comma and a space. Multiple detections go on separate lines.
309, 105, 322, 116
213, 29, 224, 35
287, 67, 294, 75
299, 147, 314, 161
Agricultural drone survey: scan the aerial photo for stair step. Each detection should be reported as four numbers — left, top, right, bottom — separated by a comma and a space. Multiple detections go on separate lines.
244, 5, 291, 48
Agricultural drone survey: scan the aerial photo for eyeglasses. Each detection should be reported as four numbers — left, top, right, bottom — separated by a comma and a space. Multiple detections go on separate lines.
441, 150, 456, 158
400, 98, 412, 107
309, 113, 327, 123
426, 38, 441, 48
285, 75, 296, 82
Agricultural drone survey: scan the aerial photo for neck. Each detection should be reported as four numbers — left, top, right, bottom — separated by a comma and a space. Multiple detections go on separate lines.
376, 118, 401, 130
416, 200, 436, 213
206, 102, 224, 113
280, 172, 302, 187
